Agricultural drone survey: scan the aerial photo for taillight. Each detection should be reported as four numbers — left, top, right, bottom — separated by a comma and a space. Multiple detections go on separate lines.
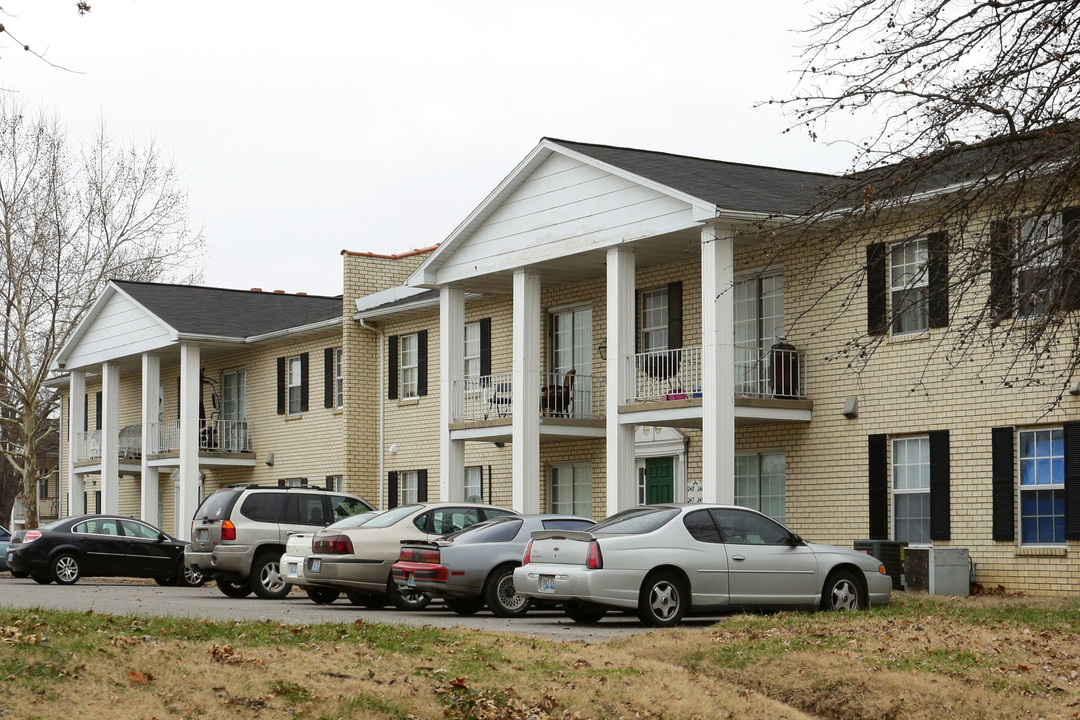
398, 546, 440, 563
313, 534, 354, 554
585, 540, 603, 569
522, 539, 534, 565
22, 530, 42, 544
220, 520, 236, 541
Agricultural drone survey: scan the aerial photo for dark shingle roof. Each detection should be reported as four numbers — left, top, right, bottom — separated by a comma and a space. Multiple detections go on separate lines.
548, 139, 846, 215
113, 280, 342, 338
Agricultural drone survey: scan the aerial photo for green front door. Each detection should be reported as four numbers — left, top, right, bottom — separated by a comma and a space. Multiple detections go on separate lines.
644, 457, 674, 504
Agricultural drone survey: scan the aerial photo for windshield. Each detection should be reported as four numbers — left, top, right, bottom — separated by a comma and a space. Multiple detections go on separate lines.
326, 511, 379, 530
592, 506, 679, 535
193, 489, 239, 521
362, 504, 422, 529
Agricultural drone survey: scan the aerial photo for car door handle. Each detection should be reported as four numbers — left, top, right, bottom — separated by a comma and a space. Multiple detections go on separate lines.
731, 555, 746, 562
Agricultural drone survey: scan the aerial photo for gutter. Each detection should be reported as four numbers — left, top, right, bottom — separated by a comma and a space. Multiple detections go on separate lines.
356, 317, 385, 510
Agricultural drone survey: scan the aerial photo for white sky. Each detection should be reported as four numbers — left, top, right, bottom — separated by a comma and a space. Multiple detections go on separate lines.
5, 1, 863, 297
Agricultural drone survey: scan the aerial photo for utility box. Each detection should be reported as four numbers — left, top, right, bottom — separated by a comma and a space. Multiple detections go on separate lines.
904, 547, 970, 596
854, 540, 906, 590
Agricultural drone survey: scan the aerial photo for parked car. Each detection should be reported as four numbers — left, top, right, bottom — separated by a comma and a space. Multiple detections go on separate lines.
514, 504, 892, 627
302, 502, 517, 610
185, 484, 374, 599
281, 511, 380, 604
0, 525, 10, 572
391, 514, 595, 617
5, 514, 204, 586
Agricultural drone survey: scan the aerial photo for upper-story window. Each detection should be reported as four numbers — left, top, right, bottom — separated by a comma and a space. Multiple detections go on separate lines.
640, 288, 669, 351
334, 348, 345, 409
1016, 213, 1063, 317
464, 322, 480, 380
890, 238, 929, 334
734, 273, 784, 395
287, 356, 304, 414
400, 333, 419, 400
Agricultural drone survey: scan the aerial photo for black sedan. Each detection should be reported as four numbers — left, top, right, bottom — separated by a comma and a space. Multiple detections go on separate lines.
6, 514, 204, 586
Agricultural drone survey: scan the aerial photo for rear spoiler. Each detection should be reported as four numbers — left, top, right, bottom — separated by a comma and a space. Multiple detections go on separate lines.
398, 539, 444, 548
529, 529, 595, 542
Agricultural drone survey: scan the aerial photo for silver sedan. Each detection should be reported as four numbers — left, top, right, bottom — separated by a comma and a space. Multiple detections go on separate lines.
514, 504, 892, 627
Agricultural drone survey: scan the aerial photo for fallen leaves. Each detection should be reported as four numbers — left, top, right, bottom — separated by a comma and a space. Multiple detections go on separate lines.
208, 643, 264, 666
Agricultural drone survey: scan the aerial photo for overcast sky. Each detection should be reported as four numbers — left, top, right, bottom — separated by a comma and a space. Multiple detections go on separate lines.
5, 1, 863, 297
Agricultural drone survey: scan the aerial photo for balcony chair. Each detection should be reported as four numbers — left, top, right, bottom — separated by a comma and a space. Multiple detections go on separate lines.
541, 369, 576, 418
485, 381, 513, 419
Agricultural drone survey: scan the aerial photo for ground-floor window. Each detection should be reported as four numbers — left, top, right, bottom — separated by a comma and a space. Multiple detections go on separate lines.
893, 436, 930, 544
734, 452, 785, 522
400, 470, 419, 505
550, 463, 591, 517
1018, 427, 1065, 544
465, 465, 483, 502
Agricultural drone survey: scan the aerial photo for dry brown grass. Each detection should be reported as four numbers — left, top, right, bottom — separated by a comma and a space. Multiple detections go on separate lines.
1, 593, 1079, 720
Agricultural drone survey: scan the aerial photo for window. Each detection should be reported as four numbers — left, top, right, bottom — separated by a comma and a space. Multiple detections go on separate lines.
464, 322, 481, 380
400, 470, 419, 505
400, 333, 419, 400
733, 273, 785, 395
640, 288, 669, 351
284, 477, 308, 487
734, 452, 785, 523
893, 437, 930, 544
711, 508, 792, 545
121, 519, 162, 540
327, 474, 345, 493
464, 465, 483, 502
1018, 428, 1065, 544
287, 356, 303, 414
1016, 214, 1064, 317
549, 463, 592, 517
334, 348, 345, 409
890, 238, 929, 334
222, 369, 247, 451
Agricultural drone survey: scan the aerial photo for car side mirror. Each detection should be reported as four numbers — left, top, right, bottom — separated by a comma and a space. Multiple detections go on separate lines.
158, 533, 168, 542
788, 533, 803, 547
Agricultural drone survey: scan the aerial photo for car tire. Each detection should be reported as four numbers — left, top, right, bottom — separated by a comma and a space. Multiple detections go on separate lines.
31, 574, 52, 584
637, 571, 687, 628
444, 595, 485, 615
217, 579, 253, 598
387, 578, 431, 611
346, 590, 388, 609
249, 553, 292, 600
11, 570, 28, 579
483, 564, 531, 618
183, 564, 205, 587
562, 600, 607, 624
50, 553, 81, 585
821, 570, 864, 611
305, 586, 341, 605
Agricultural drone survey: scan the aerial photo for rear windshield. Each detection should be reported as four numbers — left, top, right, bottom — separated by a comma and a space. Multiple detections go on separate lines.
193, 490, 240, 521
592, 507, 679, 535
448, 517, 522, 544
327, 512, 379, 530
363, 504, 422, 528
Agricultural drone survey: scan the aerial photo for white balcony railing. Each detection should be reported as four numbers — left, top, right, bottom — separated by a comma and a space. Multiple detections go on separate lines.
631, 344, 806, 403
74, 430, 102, 462
454, 372, 603, 422
152, 419, 252, 454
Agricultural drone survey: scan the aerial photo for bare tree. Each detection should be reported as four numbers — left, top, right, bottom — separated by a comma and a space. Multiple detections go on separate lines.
0, 99, 203, 529
763, 0, 1080, 404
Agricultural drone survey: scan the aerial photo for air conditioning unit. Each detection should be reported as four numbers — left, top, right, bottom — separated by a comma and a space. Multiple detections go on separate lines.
854, 540, 907, 590
903, 547, 970, 596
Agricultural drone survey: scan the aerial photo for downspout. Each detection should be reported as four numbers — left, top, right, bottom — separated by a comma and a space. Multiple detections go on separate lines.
358, 317, 384, 509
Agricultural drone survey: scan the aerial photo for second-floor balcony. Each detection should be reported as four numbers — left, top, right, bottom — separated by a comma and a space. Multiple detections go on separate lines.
454, 371, 605, 422
72, 420, 253, 463
632, 343, 807, 403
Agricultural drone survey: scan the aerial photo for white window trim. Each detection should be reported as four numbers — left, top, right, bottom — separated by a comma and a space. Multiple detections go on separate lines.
640, 287, 669, 352
1016, 213, 1064, 318
400, 333, 419, 400
1017, 426, 1066, 547
891, 435, 931, 546
334, 348, 345, 409
464, 465, 483, 502
400, 470, 419, 505
734, 449, 786, 523
548, 462, 592, 517
889, 237, 930, 336
286, 356, 303, 415
464, 322, 481, 381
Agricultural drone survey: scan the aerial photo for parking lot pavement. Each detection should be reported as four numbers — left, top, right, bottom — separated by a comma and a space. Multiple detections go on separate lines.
0, 577, 699, 641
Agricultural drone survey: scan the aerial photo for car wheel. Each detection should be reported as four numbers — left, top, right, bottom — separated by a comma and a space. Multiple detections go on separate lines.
483, 564, 531, 618
637, 571, 687, 628
183, 564, 205, 587
305, 586, 341, 605
31, 574, 52, 584
387, 579, 431, 611
155, 576, 178, 586
562, 600, 607, 624
217, 579, 253, 598
249, 554, 292, 600
50, 553, 81, 585
822, 570, 864, 611
444, 595, 485, 615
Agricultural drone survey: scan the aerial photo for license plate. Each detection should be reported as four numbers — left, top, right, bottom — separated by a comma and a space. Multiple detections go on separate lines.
539, 575, 555, 593
287, 563, 298, 578
406, 573, 415, 588
197, 529, 208, 542
310, 558, 321, 573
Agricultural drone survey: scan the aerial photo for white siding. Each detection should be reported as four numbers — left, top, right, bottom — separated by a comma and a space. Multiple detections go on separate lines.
436, 154, 698, 283
64, 292, 175, 370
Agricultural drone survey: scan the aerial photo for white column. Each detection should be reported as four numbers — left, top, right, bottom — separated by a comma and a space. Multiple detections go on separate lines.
701, 224, 736, 504
512, 269, 541, 513
440, 287, 466, 501
67, 370, 87, 516
606, 246, 637, 514
100, 361, 120, 514
140, 353, 161, 523
177, 343, 201, 539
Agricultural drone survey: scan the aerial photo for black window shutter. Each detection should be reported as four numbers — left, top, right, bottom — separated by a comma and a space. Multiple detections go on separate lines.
276, 357, 286, 415
387, 471, 399, 509
989, 220, 1015, 322
868, 434, 888, 540
929, 429, 951, 541
927, 232, 949, 328
417, 330, 429, 396
479, 318, 492, 377
95, 391, 102, 431
1060, 208, 1080, 312
1063, 421, 1080, 540
323, 348, 334, 409
277, 479, 286, 488
176, 378, 181, 419
388, 335, 399, 400
866, 243, 887, 336
417, 469, 429, 503
84, 393, 89, 430
299, 352, 310, 412
667, 282, 683, 350
991, 426, 1015, 541
325, 475, 335, 491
